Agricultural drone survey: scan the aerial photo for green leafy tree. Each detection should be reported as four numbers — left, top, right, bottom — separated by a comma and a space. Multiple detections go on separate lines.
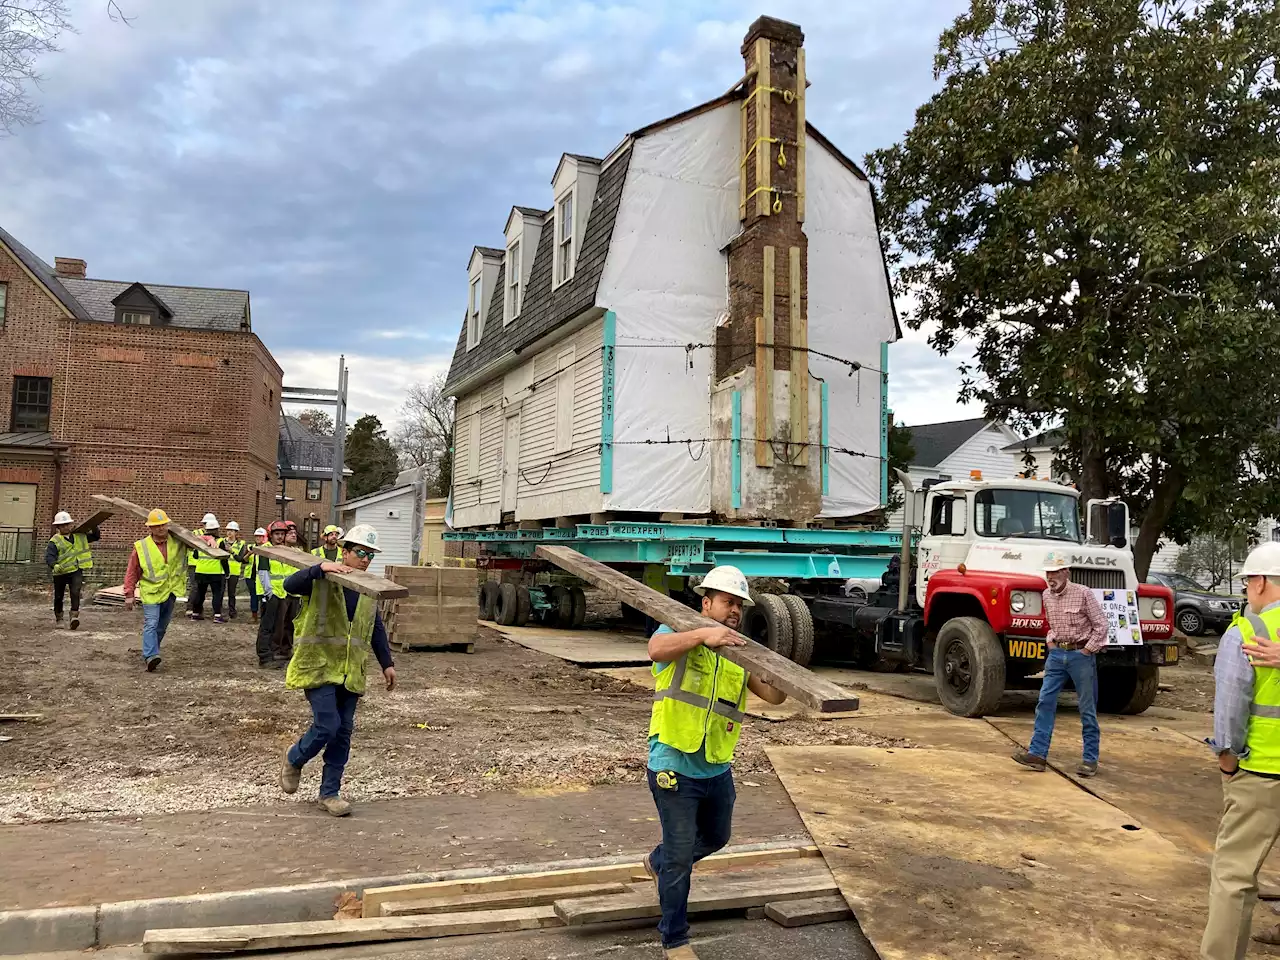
867, 0, 1280, 577
344, 414, 399, 499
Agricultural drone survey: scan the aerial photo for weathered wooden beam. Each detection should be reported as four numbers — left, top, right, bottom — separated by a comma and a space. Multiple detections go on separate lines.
754, 36, 772, 217
534, 546, 858, 713
71, 509, 113, 536
250, 544, 409, 600
756, 245, 776, 468
91, 495, 228, 559
789, 245, 808, 466
796, 48, 806, 223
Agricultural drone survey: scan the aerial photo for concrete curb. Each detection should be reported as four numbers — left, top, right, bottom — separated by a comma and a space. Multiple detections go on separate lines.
0, 838, 808, 954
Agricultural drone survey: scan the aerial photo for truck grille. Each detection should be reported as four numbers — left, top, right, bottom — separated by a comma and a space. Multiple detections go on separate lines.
1070, 568, 1126, 590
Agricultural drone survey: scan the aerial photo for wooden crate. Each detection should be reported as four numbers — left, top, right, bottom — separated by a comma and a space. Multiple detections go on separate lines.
383, 565, 477, 654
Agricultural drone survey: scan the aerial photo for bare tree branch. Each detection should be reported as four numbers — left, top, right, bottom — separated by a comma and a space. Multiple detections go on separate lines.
0, 0, 73, 135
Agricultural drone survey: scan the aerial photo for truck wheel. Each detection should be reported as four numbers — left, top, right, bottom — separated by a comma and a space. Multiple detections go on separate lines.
479, 580, 500, 621
933, 617, 1005, 718
515, 586, 532, 627
550, 585, 573, 627
1176, 608, 1205, 637
779, 595, 815, 667
496, 582, 519, 626
750, 594, 794, 660
1097, 664, 1160, 715
570, 587, 587, 628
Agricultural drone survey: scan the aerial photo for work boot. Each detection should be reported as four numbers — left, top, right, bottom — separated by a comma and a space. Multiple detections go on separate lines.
252, 612, 259, 623
642, 851, 658, 887
213, 614, 227, 624
317, 795, 352, 817
70, 613, 80, 630
280, 750, 301, 794
54, 614, 63, 626
664, 946, 699, 959
1077, 761, 1098, 778
1254, 924, 1280, 946
1011, 750, 1047, 772
145, 656, 162, 672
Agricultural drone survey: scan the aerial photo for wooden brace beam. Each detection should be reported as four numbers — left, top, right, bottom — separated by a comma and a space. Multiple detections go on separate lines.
250, 544, 409, 600
91, 495, 228, 558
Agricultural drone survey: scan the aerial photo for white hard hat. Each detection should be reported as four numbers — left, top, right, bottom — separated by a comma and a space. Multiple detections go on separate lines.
693, 565, 754, 606
202, 513, 220, 529
226, 521, 240, 531
341, 523, 381, 553
253, 527, 267, 537
53, 511, 72, 526
1241, 542, 1280, 578
1043, 551, 1071, 573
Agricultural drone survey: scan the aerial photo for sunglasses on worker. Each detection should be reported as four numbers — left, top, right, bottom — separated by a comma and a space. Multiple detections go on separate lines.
347, 547, 376, 560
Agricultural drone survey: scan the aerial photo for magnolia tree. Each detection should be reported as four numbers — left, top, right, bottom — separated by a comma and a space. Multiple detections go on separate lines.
868, 0, 1280, 577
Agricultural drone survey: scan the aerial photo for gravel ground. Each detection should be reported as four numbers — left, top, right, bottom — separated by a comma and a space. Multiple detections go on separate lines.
0, 589, 899, 825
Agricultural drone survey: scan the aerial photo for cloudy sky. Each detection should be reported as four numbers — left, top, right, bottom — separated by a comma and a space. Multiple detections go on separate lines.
0, 0, 978, 429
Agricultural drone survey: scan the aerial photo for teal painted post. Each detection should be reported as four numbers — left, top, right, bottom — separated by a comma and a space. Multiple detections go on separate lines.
600, 311, 616, 494
731, 391, 742, 509
880, 342, 889, 505
820, 382, 830, 496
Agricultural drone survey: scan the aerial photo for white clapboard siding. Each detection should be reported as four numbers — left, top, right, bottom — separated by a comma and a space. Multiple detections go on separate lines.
885, 423, 1023, 530
344, 488, 416, 576
476, 381, 505, 506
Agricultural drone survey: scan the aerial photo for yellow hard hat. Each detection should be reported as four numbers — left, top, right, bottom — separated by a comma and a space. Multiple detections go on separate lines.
146, 508, 170, 526
323, 524, 342, 536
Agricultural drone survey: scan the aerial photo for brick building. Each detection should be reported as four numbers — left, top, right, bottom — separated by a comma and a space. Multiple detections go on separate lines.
276, 414, 348, 546
0, 225, 283, 580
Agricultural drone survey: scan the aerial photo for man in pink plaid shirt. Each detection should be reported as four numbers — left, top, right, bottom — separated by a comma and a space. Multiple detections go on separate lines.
1012, 556, 1110, 778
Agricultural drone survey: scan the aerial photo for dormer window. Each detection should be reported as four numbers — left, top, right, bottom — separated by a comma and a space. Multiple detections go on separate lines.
467, 275, 483, 349
555, 192, 575, 286
505, 240, 521, 323
120, 311, 153, 325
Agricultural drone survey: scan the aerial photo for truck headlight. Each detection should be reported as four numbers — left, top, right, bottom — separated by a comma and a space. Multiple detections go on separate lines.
1152, 598, 1167, 620
1010, 592, 1026, 613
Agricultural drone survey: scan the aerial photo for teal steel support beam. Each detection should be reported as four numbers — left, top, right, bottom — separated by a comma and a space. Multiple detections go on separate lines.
731, 391, 743, 509
820, 381, 830, 497
880, 341, 889, 506
600, 310, 617, 495
670, 552, 894, 580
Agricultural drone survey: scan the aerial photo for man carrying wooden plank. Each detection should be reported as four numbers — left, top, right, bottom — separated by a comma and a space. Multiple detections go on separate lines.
256, 521, 293, 668
189, 515, 229, 623
44, 510, 100, 630
641, 565, 785, 959
278, 524, 397, 817
247, 527, 267, 623
220, 522, 250, 621
123, 509, 188, 672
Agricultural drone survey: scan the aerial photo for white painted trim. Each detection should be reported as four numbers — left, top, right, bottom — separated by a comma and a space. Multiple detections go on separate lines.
553, 186, 577, 289
504, 238, 522, 324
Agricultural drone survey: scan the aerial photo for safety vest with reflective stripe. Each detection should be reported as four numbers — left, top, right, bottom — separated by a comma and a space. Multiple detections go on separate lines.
51, 533, 93, 575
1236, 607, 1280, 776
649, 643, 748, 765
311, 546, 343, 562
188, 529, 203, 568
134, 536, 187, 605
265, 558, 291, 599
192, 533, 225, 576
221, 538, 249, 576
285, 579, 376, 694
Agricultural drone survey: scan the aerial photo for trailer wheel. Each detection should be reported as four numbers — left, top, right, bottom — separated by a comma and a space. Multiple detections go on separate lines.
495, 582, 519, 626
570, 587, 587, 629
750, 595, 794, 660
779, 595, 815, 667
515, 586, 532, 627
933, 617, 1005, 718
479, 580, 500, 621
550, 585, 574, 627
1097, 664, 1159, 715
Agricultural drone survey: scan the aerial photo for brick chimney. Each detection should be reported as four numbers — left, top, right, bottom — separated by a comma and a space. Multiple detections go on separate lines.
54, 258, 86, 279
710, 16, 819, 521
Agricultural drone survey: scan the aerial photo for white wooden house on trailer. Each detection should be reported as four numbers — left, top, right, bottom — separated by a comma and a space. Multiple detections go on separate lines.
443, 16, 899, 528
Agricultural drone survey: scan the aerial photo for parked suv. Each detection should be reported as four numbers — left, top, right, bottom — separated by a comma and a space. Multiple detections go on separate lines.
1146, 571, 1242, 637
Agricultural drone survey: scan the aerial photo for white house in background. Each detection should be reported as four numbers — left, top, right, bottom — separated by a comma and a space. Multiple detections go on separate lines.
888, 418, 1022, 528
339, 467, 429, 576
1002, 429, 1071, 483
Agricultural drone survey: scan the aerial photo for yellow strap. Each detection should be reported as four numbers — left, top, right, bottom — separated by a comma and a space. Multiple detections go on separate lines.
744, 84, 796, 105
745, 185, 786, 214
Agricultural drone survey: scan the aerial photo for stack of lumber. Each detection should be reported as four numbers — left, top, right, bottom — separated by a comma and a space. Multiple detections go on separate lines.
93, 584, 139, 607
382, 564, 477, 654
142, 845, 847, 954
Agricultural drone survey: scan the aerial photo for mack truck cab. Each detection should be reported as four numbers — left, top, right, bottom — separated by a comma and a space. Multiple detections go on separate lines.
848, 476, 1177, 718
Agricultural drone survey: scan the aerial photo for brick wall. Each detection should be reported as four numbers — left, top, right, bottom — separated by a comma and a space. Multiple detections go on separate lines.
0, 241, 284, 550
278, 476, 345, 542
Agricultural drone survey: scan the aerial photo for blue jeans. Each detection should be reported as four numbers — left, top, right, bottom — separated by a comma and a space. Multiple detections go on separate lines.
288, 684, 360, 798
647, 769, 736, 949
1029, 647, 1100, 764
141, 595, 176, 661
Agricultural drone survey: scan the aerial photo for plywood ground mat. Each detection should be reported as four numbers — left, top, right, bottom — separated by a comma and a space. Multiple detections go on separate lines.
488, 624, 653, 665
768, 743, 1209, 960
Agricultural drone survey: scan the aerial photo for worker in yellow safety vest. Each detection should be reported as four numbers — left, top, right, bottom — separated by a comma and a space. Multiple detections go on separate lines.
189, 514, 228, 622
247, 527, 267, 623
123, 509, 187, 672
219, 521, 250, 620
255, 521, 293, 668
45, 510, 100, 630
311, 525, 343, 562
278, 523, 396, 817
640, 565, 785, 959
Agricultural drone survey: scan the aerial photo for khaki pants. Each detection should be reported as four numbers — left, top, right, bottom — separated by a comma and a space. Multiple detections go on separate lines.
1202, 772, 1280, 960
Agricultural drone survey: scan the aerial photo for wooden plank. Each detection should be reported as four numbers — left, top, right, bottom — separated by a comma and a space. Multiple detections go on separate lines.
765, 895, 852, 927
789, 245, 808, 465
142, 905, 561, 955
555, 868, 837, 926
535, 546, 858, 713
796, 48, 806, 223
0, 714, 43, 722
251, 544, 408, 600
362, 845, 820, 918
71, 509, 113, 536
381, 881, 630, 917
739, 98, 748, 219
91, 495, 229, 558
755, 37, 771, 217
755, 249, 775, 468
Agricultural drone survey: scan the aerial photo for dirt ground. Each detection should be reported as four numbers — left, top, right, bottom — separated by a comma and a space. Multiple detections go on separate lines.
0, 588, 903, 826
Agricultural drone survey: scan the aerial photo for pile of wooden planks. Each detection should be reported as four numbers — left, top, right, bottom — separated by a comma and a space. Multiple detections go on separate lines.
93, 584, 138, 607
142, 846, 849, 955
382, 565, 477, 654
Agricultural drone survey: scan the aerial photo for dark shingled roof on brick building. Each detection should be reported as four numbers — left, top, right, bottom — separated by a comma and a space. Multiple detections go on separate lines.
443, 145, 631, 395
61, 278, 250, 332
0, 225, 95, 323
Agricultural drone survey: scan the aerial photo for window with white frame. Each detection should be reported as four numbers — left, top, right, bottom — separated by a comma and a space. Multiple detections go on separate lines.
467, 275, 483, 349
505, 240, 521, 323
555, 192, 574, 286
467, 397, 482, 478
555, 346, 575, 453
